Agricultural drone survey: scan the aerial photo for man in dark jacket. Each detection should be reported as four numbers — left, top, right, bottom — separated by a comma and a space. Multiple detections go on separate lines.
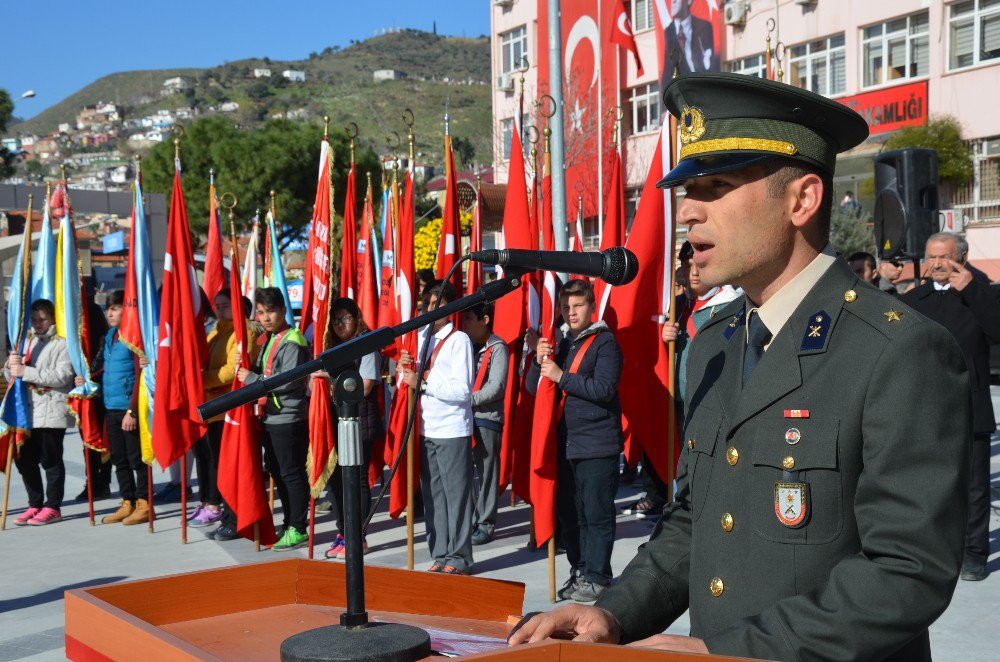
903, 231, 1000, 581
526, 279, 623, 603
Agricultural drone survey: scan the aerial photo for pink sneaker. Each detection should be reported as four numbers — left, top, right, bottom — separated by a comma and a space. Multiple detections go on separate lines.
190, 507, 221, 527
27, 507, 62, 526
14, 507, 41, 526
187, 505, 205, 522
324, 534, 345, 560
335, 537, 368, 560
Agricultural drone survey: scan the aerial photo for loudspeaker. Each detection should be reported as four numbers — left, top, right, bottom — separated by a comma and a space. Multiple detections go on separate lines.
873, 148, 939, 261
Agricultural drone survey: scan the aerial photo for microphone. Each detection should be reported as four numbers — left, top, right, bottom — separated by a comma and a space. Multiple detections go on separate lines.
469, 247, 639, 286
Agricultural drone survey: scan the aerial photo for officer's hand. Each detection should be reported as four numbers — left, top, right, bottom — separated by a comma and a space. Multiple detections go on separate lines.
661, 322, 680, 343
507, 605, 622, 645
627, 634, 708, 654
539, 355, 563, 384
536, 338, 554, 364
949, 260, 973, 291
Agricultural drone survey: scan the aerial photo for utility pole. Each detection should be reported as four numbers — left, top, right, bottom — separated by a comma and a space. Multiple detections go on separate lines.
547, 0, 568, 255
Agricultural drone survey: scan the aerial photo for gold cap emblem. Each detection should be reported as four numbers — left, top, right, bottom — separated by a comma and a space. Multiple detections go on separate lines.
679, 106, 706, 144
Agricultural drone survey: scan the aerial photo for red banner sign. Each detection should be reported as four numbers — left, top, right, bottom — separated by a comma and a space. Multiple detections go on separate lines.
836, 80, 928, 135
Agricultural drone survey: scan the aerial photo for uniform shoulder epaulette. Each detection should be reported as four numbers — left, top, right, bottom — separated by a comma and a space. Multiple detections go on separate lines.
839, 283, 922, 338
699, 296, 746, 338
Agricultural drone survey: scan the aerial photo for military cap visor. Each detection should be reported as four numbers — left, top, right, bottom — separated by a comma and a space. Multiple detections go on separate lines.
656, 73, 870, 189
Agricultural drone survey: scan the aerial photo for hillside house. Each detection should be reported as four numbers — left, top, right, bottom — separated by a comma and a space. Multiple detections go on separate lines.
219, 101, 240, 113
161, 77, 192, 96
373, 69, 401, 83
254, 68, 272, 78
281, 70, 306, 82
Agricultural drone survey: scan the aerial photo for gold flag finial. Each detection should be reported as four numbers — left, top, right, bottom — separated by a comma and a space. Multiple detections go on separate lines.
60, 163, 67, 184
270, 190, 277, 217
346, 122, 358, 164
220, 192, 238, 239
45, 179, 52, 199
323, 115, 330, 139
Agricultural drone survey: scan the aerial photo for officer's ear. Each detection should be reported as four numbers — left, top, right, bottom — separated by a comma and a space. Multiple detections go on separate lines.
787, 172, 825, 232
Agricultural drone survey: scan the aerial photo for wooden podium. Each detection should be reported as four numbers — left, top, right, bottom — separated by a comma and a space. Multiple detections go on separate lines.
64, 559, 751, 661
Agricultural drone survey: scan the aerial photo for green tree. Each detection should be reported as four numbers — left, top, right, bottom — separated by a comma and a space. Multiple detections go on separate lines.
452, 135, 475, 169
246, 82, 271, 101
884, 116, 973, 186
831, 207, 876, 258
0, 88, 14, 179
141, 116, 379, 247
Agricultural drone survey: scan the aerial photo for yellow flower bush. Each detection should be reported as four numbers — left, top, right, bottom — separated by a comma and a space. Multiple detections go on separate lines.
413, 211, 475, 271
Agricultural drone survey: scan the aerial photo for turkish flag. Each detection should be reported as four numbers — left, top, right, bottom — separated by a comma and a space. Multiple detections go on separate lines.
437, 136, 462, 295
529, 170, 559, 544
465, 183, 484, 296
385, 334, 419, 519
378, 177, 400, 332
610, 0, 644, 75
357, 183, 379, 332
495, 127, 531, 491
605, 128, 675, 481
151, 171, 208, 469
597, 149, 626, 321
397, 172, 416, 328
203, 182, 225, 303
340, 164, 358, 300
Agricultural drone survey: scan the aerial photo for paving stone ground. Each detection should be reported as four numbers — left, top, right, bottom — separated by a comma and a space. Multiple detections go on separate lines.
1, 392, 998, 661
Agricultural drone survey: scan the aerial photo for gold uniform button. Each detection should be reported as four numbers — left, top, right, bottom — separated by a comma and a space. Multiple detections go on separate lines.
782, 456, 795, 470
710, 577, 724, 597
844, 289, 858, 303
726, 447, 739, 466
687, 438, 695, 449
721, 513, 734, 532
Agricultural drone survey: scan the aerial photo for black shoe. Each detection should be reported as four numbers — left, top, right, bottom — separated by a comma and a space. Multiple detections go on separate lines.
211, 524, 239, 541
154, 482, 181, 501
315, 499, 332, 514
557, 573, 580, 601
76, 484, 112, 501
471, 527, 493, 546
960, 561, 988, 581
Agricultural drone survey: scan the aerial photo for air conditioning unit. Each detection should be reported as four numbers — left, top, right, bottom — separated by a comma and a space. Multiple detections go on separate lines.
724, 1, 748, 26
494, 0, 514, 7
496, 73, 514, 92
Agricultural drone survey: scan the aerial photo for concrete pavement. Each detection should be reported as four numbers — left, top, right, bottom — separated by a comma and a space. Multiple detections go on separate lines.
1, 400, 998, 660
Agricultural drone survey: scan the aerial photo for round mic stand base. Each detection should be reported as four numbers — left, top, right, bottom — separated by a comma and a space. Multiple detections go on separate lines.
279, 622, 431, 662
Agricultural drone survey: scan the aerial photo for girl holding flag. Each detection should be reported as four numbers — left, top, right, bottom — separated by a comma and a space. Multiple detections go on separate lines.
8, 300, 75, 526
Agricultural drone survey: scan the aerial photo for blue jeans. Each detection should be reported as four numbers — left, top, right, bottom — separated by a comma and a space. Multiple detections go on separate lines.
557, 452, 619, 585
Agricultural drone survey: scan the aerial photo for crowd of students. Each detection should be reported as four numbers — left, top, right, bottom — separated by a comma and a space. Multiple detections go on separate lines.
7, 273, 654, 602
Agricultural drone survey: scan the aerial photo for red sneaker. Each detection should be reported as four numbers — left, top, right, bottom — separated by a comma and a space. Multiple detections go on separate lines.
27, 507, 62, 526
14, 507, 41, 526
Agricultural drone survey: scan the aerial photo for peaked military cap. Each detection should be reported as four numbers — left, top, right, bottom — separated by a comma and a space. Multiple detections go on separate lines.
657, 72, 870, 189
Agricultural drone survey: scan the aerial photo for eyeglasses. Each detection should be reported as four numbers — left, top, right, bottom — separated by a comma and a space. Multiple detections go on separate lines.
332, 315, 354, 325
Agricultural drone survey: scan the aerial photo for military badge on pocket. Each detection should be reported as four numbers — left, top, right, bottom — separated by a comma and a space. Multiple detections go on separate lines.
774, 482, 810, 528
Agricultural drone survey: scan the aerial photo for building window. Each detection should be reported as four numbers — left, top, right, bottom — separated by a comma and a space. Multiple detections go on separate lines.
788, 34, 846, 97
500, 26, 528, 75
949, 0, 1000, 70
727, 53, 766, 78
629, 84, 661, 135
499, 116, 528, 160
631, 0, 655, 33
862, 12, 929, 88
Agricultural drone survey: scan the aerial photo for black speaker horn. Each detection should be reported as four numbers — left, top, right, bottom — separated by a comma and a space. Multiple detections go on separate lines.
873, 147, 939, 261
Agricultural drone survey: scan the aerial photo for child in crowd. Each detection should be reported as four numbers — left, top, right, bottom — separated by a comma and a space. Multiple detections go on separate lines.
461, 302, 509, 546
526, 279, 624, 603
237, 287, 310, 551
399, 283, 476, 574
91, 290, 150, 525
8, 299, 76, 526
321, 297, 384, 560
206, 294, 259, 541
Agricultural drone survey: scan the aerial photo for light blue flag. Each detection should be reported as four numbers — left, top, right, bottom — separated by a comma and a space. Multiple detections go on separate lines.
265, 210, 294, 326
55, 212, 99, 399
31, 201, 56, 304
373, 186, 386, 295
131, 182, 160, 402
1, 221, 33, 437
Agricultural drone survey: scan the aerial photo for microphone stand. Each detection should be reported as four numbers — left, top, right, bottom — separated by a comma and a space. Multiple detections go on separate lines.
203, 267, 529, 662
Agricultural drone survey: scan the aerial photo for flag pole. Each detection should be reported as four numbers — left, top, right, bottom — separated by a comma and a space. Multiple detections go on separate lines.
404, 112, 416, 570
308, 497, 316, 559
548, 537, 556, 602
254, 521, 260, 553
2, 191, 35, 531
665, 66, 680, 497
61, 166, 97, 528
270, 477, 275, 513
147, 465, 154, 532
543, 124, 556, 603
174, 136, 190, 546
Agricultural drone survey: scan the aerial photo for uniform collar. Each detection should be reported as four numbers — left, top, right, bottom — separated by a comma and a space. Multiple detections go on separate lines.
752, 245, 837, 344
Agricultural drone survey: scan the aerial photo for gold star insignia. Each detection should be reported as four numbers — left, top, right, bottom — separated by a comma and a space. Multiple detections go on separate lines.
884, 309, 902, 323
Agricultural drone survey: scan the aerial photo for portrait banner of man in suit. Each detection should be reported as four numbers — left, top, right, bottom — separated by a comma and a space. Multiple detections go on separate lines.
658, 0, 723, 96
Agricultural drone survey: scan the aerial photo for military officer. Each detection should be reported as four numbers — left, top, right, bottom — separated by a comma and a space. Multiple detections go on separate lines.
509, 72, 971, 661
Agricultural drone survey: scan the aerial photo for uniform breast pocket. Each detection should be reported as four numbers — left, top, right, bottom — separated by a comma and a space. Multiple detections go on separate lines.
748, 417, 843, 544
683, 411, 721, 522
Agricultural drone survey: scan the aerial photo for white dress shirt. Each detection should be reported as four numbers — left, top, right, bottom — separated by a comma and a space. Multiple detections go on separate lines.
418, 322, 475, 438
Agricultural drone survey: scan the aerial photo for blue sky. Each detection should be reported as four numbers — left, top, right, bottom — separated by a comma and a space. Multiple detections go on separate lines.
2, 1, 490, 120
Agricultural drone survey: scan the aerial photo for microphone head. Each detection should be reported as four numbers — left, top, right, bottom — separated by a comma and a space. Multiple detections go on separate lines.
602, 247, 639, 286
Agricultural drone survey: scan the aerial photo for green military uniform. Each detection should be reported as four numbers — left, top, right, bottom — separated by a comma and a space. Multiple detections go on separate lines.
594, 73, 972, 661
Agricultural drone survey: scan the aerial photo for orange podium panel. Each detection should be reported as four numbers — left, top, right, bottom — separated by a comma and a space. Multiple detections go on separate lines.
64, 559, 752, 661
